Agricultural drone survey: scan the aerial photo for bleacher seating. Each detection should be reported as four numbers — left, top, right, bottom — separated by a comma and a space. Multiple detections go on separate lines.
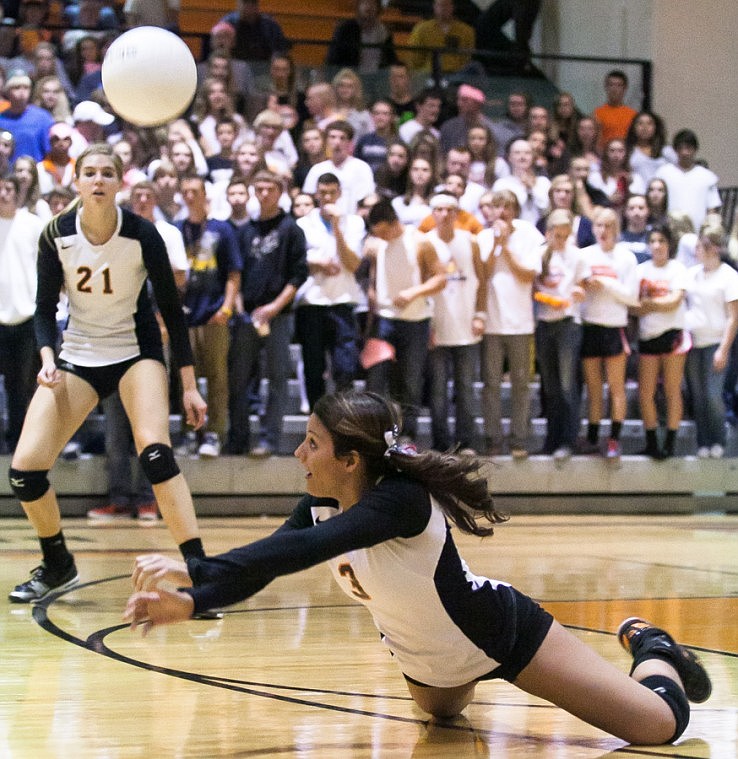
180, 0, 420, 67
0, 6, 735, 517
1, 342, 736, 516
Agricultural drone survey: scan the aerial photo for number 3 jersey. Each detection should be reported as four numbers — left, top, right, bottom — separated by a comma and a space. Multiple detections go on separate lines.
35, 207, 193, 369
186, 473, 528, 689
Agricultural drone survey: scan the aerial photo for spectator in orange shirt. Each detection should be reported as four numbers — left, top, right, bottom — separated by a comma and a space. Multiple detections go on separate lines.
417, 173, 483, 234
593, 70, 637, 152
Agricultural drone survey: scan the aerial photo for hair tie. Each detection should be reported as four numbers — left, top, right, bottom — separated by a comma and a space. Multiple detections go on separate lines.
383, 425, 399, 457
383, 425, 417, 458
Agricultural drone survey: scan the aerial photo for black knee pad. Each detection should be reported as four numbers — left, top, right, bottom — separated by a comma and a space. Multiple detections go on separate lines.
640, 675, 690, 743
139, 443, 180, 484
8, 468, 50, 502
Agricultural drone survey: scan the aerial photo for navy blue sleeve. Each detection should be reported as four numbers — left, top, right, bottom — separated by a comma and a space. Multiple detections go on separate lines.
184, 477, 431, 613
215, 220, 243, 281
283, 217, 308, 291
136, 215, 194, 369
265, 15, 291, 53
34, 223, 64, 352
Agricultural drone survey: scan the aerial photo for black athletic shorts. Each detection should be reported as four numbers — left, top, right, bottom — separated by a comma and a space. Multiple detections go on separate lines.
580, 323, 628, 359
57, 354, 164, 400
638, 328, 684, 356
403, 586, 554, 687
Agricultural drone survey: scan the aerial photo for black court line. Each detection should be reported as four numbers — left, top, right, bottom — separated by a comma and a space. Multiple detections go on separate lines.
26, 573, 735, 759
28, 607, 652, 755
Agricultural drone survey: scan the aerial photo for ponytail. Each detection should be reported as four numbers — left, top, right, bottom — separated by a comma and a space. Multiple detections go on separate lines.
313, 391, 508, 537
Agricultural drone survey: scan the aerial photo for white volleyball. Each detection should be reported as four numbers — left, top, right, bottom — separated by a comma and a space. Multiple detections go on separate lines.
101, 27, 197, 127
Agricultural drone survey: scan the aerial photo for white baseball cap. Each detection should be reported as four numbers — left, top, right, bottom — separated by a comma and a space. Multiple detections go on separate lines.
72, 100, 115, 126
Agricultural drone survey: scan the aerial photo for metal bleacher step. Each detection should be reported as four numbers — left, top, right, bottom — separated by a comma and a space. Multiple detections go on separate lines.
22, 374, 736, 459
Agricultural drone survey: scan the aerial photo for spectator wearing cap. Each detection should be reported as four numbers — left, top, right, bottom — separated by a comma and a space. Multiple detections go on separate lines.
0, 69, 54, 161
37, 121, 76, 195
438, 84, 496, 155
218, 0, 290, 63
0, 131, 15, 176
72, 99, 114, 148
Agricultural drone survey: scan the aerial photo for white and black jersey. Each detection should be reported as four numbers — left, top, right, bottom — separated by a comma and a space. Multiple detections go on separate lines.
186, 473, 552, 688
35, 207, 193, 369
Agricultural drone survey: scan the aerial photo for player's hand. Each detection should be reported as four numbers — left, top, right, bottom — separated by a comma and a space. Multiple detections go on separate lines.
124, 588, 195, 635
132, 553, 192, 591
183, 388, 207, 430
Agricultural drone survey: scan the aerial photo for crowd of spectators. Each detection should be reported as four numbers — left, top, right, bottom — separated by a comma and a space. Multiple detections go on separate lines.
0, 0, 737, 493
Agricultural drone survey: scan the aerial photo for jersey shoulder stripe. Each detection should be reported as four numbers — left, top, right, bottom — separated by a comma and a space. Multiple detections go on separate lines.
48, 208, 77, 239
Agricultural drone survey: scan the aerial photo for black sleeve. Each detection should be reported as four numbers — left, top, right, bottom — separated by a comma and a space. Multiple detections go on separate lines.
283, 217, 309, 291
325, 21, 358, 67
138, 216, 194, 368
34, 224, 64, 352
380, 32, 400, 68
183, 477, 431, 613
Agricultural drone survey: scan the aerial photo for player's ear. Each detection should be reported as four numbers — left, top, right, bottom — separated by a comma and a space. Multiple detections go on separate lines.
342, 450, 361, 472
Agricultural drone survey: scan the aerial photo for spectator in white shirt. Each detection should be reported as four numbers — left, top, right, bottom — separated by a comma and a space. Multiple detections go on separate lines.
655, 129, 721, 233
492, 138, 550, 226
398, 88, 442, 146
302, 120, 375, 214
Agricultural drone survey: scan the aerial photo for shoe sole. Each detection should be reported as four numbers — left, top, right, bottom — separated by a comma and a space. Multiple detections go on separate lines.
617, 617, 712, 703
9, 572, 80, 604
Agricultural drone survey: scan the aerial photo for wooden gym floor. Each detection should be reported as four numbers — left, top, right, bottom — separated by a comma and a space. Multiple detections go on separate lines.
1, 512, 737, 758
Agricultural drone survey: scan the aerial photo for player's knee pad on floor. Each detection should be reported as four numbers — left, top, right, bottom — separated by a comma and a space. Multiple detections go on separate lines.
640, 675, 690, 742
8, 468, 50, 502
139, 443, 180, 484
